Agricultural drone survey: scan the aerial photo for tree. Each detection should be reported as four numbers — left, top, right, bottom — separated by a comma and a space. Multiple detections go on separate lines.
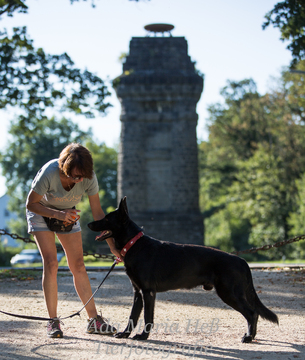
0, 116, 91, 235
0, 0, 112, 234
0, 0, 147, 118
0, 1, 113, 120
85, 140, 117, 210
263, 0, 305, 67
0, 27, 111, 119
0, 117, 118, 249
287, 174, 305, 258
199, 71, 305, 259
0, 0, 28, 18
0, 1, 100, 19
72, 139, 118, 252
0, 0, 143, 20
199, 79, 264, 255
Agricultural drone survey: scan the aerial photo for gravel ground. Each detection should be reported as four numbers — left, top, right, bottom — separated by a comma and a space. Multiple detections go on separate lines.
0, 267, 304, 360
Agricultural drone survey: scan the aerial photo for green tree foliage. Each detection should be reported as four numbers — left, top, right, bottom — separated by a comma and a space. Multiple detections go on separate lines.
0, 117, 118, 251
0, 1, 98, 19
0, 1, 112, 119
0, 0, 143, 20
200, 67, 305, 259
0, 27, 111, 118
85, 140, 117, 210
78, 189, 114, 252
72, 139, 118, 252
263, 0, 305, 67
0, 0, 116, 245
287, 174, 305, 258
0, 116, 90, 234
0, 0, 142, 117
0, 0, 28, 18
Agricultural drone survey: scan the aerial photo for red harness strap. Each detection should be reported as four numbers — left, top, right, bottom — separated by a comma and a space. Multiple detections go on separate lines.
120, 231, 144, 257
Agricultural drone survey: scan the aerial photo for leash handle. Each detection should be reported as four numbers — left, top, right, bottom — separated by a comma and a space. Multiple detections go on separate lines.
0, 310, 51, 321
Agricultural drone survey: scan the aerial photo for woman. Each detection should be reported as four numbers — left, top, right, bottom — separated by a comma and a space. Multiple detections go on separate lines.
26, 143, 120, 338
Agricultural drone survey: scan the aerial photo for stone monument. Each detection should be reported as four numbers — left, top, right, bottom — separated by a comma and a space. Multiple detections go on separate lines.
114, 24, 204, 244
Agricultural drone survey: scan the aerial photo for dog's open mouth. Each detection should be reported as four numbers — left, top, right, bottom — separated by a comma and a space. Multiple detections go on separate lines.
95, 230, 112, 242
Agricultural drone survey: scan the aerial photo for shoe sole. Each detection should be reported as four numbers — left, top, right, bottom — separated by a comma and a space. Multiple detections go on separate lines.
48, 331, 63, 338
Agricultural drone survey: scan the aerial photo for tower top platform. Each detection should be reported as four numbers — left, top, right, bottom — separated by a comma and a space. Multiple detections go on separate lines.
144, 23, 174, 36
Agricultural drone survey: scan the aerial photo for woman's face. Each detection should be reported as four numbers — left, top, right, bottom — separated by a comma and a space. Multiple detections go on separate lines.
68, 168, 84, 183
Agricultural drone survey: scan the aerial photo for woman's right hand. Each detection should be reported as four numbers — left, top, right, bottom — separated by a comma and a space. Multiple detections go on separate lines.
57, 209, 81, 223
26, 190, 81, 222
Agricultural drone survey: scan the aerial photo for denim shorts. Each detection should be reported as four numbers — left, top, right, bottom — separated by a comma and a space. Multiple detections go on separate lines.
26, 210, 81, 235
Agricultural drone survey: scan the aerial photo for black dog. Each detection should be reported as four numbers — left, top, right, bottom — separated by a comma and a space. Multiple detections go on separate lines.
88, 197, 278, 343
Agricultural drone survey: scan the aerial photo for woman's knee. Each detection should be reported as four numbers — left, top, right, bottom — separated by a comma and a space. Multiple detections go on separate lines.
68, 257, 86, 275
43, 257, 59, 275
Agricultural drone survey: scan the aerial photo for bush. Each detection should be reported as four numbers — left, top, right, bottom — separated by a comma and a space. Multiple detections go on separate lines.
0, 246, 21, 266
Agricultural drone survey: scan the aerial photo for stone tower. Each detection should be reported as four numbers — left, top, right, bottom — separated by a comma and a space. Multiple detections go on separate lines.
114, 24, 204, 245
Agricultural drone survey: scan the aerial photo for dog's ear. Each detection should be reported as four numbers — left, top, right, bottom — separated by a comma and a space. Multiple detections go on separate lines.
118, 197, 129, 221
122, 196, 128, 214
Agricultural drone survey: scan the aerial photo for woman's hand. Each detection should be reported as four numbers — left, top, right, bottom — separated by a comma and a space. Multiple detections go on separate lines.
88, 193, 122, 261
57, 209, 81, 223
26, 190, 80, 222
106, 238, 123, 262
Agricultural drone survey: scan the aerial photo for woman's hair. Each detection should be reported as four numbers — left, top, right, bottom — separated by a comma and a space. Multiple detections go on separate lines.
58, 143, 94, 179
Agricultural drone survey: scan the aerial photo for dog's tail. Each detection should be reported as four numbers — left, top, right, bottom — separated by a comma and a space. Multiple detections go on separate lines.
255, 291, 279, 324
244, 264, 279, 325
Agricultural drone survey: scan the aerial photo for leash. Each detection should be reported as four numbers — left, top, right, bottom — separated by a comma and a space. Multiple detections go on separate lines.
0, 260, 118, 322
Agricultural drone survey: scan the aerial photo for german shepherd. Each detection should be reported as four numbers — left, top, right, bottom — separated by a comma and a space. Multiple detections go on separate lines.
88, 197, 278, 343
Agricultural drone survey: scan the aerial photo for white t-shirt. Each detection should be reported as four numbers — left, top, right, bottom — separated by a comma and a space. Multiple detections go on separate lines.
31, 159, 99, 210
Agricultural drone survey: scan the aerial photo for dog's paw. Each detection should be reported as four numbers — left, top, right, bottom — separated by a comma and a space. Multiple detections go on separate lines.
132, 332, 149, 341
241, 334, 253, 343
114, 332, 130, 339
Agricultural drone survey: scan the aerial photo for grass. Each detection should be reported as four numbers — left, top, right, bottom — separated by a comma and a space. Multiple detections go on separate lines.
1, 255, 124, 281
60, 255, 125, 268
248, 259, 305, 264
8, 255, 125, 270
2, 258, 304, 282
85, 260, 124, 267
0, 268, 41, 281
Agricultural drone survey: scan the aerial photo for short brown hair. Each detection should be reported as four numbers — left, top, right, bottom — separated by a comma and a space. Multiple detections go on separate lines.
58, 143, 94, 179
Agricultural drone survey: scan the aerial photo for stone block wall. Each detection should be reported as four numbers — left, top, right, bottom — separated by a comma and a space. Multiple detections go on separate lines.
115, 35, 204, 245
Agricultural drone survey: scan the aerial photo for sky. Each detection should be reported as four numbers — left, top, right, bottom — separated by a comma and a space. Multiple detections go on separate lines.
0, 0, 292, 197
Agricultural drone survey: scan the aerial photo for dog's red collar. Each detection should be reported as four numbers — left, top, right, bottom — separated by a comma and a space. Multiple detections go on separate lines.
120, 231, 144, 257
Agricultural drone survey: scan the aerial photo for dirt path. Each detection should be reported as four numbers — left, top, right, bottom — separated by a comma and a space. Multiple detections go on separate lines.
0, 268, 304, 360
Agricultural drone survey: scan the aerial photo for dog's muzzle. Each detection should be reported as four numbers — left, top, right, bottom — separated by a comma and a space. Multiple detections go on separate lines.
95, 230, 112, 242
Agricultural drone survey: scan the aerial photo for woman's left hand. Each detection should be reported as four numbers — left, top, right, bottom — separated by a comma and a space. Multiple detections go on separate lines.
106, 238, 123, 262
88, 193, 123, 262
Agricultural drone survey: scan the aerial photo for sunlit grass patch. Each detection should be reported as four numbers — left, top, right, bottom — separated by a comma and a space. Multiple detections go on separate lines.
0, 268, 41, 281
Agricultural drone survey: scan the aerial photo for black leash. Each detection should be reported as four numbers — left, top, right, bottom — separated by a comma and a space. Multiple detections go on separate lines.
0, 260, 118, 322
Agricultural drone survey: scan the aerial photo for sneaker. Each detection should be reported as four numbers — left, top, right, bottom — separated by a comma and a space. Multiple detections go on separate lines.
86, 315, 117, 335
47, 318, 63, 338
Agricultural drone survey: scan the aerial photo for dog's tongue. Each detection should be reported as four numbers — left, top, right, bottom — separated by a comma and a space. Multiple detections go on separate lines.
95, 230, 111, 241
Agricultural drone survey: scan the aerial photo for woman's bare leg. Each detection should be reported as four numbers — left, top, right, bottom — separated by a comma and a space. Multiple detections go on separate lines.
33, 231, 58, 318
57, 232, 98, 319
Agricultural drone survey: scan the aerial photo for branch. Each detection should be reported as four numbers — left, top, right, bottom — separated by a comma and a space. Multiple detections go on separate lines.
0, 0, 28, 18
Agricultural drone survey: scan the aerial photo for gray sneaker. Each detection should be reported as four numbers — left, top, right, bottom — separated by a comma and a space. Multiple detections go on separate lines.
86, 315, 117, 335
47, 318, 63, 338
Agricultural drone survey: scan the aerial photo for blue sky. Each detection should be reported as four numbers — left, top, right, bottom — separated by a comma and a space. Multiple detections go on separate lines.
0, 0, 292, 196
